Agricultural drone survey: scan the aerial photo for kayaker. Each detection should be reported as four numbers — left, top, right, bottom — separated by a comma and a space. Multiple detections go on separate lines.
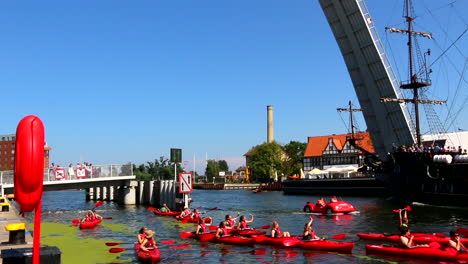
159, 204, 171, 213
399, 209, 409, 228
271, 221, 291, 238
237, 214, 254, 230
141, 230, 158, 252
215, 221, 230, 238
91, 209, 103, 220
225, 213, 240, 228
398, 226, 429, 248
137, 227, 148, 244
195, 217, 212, 234
80, 211, 94, 223
330, 196, 338, 203
190, 208, 206, 219
447, 230, 467, 252
179, 207, 191, 218
303, 216, 320, 240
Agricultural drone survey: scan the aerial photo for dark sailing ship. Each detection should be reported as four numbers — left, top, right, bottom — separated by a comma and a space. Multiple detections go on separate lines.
285, 0, 468, 205
381, 0, 468, 206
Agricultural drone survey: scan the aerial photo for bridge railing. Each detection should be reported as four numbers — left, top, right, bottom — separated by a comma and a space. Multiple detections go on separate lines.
0, 163, 134, 185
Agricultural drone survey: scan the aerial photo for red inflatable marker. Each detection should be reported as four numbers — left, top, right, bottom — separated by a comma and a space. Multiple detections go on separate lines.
14, 115, 45, 212
14, 115, 45, 264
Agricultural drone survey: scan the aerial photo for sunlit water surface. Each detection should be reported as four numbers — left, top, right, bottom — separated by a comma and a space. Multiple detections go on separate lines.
23, 189, 468, 264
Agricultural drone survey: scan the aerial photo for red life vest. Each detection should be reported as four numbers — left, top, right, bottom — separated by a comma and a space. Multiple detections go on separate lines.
221, 227, 229, 236
240, 222, 248, 229
227, 220, 235, 227
145, 238, 155, 248
199, 224, 207, 233
138, 234, 147, 243
274, 228, 283, 238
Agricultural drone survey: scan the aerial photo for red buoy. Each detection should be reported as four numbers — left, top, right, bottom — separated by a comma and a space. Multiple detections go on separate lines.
14, 115, 45, 213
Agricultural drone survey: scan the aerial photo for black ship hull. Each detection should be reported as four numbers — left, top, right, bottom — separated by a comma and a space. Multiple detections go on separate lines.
283, 176, 388, 196
390, 152, 468, 207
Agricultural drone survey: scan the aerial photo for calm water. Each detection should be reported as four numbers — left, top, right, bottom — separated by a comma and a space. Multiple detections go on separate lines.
24, 189, 468, 264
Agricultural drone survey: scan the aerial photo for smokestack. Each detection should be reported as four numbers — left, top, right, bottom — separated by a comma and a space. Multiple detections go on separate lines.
267, 105, 274, 143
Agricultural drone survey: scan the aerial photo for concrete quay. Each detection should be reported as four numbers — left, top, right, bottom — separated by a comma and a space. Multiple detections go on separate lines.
0, 200, 32, 264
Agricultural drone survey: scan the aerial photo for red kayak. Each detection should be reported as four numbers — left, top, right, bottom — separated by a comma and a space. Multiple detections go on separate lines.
175, 215, 211, 223
134, 243, 161, 264
195, 232, 217, 242
304, 200, 356, 214
153, 210, 180, 216
366, 244, 468, 262
79, 218, 102, 229
254, 235, 300, 247
230, 229, 266, 237
357, 233, 468, 247
291, 239, 354, 253
212, 236, 256, 246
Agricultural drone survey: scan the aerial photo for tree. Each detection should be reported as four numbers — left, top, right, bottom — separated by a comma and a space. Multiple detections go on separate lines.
133, 156, 182, 181
283, 141, 307, 176
205, 160, 229, 179
218, 160, 229, 172
247, 141, 284, 181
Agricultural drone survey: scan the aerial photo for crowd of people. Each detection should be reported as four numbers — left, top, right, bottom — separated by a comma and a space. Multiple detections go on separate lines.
396, 143, 467, 155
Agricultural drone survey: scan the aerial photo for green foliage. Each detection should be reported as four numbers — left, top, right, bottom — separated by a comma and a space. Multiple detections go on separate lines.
283, 141, 307, 176
133, 156, 182, 181
205, 159, 229, 179
247, 141, 284, 180
218, 160, 229, 172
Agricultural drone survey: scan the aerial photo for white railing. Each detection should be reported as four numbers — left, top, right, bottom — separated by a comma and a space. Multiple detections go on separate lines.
0, 163, 134, 185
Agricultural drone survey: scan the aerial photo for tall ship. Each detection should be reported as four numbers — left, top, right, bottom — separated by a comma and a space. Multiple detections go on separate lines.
297, 0, 468, 206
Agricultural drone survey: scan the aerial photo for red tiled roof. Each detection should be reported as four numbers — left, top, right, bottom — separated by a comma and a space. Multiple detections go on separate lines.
304, 132, 375, 157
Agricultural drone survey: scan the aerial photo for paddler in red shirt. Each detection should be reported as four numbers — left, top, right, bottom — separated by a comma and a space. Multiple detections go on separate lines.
237, 214, 254, 230
224, 213, 240, 228
195, 218, 212, 234
215, 221, 230, 238
271, 221, 291, 238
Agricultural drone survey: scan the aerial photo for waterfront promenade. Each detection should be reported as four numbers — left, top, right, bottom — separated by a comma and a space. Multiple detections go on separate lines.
0, 199, 32, 264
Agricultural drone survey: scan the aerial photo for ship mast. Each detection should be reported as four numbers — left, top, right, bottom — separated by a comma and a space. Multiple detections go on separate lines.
380, 0, 445, 148
337, 101, 363, 139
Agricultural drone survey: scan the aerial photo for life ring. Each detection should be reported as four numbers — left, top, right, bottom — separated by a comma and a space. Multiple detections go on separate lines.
14, 115, 45, 212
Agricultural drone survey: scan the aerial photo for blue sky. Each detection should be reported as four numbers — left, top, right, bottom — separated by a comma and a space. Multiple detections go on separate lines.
1, 0, 467, 174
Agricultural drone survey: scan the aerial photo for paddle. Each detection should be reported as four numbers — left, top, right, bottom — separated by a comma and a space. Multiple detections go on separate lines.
457, 228, 468, 237
109, 243, 190, 253
259, 225, 271, 229
148, 207, 156, 211
71, 217, 112, 224
106, 240, 176, 246
332, 234, 346, 240
180, 232, 195, 239
94, 201, 104, 209
208, 207, 218, 211
392, 205, 413, 213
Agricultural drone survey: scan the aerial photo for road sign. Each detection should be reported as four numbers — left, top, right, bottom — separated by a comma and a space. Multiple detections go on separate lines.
178, 172, 193, 193
170, 148, 182, 163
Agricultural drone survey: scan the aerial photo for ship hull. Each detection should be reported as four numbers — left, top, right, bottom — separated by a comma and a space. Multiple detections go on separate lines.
283, 177, 388, 196
390, 152, 468, 206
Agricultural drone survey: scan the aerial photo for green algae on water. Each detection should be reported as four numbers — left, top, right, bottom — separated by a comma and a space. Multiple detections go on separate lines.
30, 222, 131, 264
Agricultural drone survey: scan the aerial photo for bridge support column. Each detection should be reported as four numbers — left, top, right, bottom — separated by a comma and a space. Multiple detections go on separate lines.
86, 188, 94, 201
136, 181, 144, 205
95, 187, 101, 200
108, 186, 114, 201
117, 181, 137, 205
